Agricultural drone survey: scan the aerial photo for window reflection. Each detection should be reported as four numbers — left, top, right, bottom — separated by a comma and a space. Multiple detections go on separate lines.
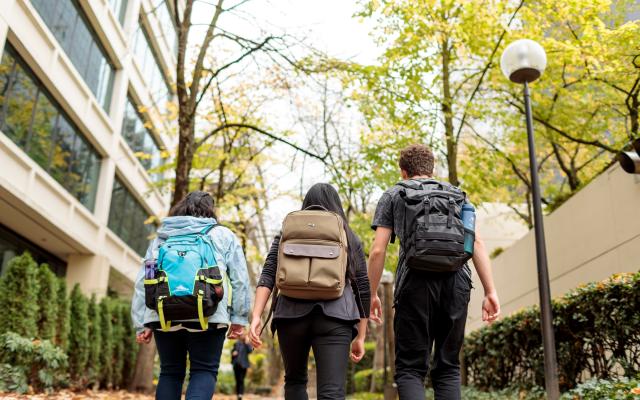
31, 0, 115, 112
0, 45, 101, 211
107, 178, 155, 255
121, 98, 163, 178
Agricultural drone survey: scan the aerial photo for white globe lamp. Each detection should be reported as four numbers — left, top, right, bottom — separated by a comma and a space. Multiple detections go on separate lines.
500, 39, 547, 83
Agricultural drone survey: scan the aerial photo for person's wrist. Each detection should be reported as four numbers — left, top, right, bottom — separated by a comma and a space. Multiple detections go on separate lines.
484, 288, 497, 296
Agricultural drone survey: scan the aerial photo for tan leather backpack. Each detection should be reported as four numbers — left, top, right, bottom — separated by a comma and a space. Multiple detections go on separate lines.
276, 208, 348, 300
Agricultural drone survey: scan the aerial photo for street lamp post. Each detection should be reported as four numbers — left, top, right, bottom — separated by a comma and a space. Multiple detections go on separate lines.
500, 39, 560, 400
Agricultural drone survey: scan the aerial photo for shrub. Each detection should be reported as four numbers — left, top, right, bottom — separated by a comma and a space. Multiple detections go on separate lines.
0, 332, 68, 393
55, 279, 70, 352
560, 377, 640, 399
464, 272, 640, 391
37, 264, 59, 341
353, 368, 386, 393
120, 303, 137, 388
68, 284, 89, 385
347, 341, 376, 393
110, 302, 126, 389
215, 370, 236, 395
87, 294, 102, 388
99, 299, 114, 388
247, 352, 267, 389
0, 252, 40, 338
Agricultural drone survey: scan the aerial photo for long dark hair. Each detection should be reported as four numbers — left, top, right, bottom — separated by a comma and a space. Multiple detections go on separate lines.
169, 191, 217, 218
301, 183, 359, 280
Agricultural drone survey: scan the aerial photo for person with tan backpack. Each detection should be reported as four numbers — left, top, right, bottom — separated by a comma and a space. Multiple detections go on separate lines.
248, 183, 370, 399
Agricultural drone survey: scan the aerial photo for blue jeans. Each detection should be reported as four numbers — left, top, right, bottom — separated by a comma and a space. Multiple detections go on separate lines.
154, 327, 227, 400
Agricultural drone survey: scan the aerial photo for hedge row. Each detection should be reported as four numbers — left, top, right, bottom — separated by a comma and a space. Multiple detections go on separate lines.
0, 252, 136, 393
464, 271, 640, 391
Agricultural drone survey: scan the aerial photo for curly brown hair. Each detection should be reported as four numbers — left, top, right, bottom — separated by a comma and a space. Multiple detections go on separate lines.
399, 144, 435, 177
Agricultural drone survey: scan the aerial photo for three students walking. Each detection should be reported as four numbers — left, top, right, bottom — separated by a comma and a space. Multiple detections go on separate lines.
131, 143, 500, 400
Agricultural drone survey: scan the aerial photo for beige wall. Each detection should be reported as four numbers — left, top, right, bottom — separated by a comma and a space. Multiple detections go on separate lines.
0, 0, 180, 297
467, 164, 640, 332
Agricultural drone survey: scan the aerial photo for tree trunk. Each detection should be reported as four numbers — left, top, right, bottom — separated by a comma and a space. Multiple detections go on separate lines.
441, 35, 458, 186
128, 342, 156, 393
172, 122, 195, 207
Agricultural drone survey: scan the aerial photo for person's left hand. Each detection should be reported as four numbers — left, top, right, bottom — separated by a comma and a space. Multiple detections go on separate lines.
227, 324, 245, 339
350, 337, 366, 363
136, 328, 153, 344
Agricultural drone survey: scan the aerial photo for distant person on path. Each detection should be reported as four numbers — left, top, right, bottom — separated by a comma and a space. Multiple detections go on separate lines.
231, 334, 253, 400
131, 191, 251, 400
249, 183, 371, 400
368, 144, 501, 400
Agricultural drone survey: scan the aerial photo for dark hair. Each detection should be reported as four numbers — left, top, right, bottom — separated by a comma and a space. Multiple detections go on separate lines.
302, 183, 359, 280
169, 191, 216, 218
399, 144, 435, 177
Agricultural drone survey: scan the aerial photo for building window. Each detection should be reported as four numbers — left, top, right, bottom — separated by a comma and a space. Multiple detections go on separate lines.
109, 0, 129, 25
31, 0, 115, 112
132, 20, 173, 115
0, 224, 66, 277
0, 45, 101, 211
121, 97, 163, 177
107, 177, 154, 256
153, 1, 178, 56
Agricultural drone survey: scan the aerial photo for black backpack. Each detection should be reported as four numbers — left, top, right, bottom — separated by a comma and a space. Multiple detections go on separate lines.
394, 179, 471, 272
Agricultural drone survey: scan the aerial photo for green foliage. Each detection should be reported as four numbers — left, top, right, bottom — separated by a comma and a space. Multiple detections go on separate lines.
120, 303, 136, 388
55, 279, 70, 352
347, 341, 376, 393
215, 370, 236, 395
465, 272, 640, 391
0, 363, 28, 393
68, 284, 89, 385
0, 332, 68, 393
560, 377, 640, 400
353, 368, 386, 393
87, 294, 102, 387
37, 264, 59, 341
99, 299, 114, 389
110, 302, 126, 389
0, 252, 40, 338
247, 352, 267, 389
348, 392, 384, 400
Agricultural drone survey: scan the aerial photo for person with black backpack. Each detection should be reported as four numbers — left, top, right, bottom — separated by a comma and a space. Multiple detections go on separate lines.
368, 144, 500, 400
131, 191, 251, 400
248, 183, 370, 399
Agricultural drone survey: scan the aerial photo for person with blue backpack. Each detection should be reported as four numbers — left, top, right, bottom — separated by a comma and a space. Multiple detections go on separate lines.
131, 191, 251, 400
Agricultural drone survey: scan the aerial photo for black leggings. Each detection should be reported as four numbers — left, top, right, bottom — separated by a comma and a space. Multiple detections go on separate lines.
276, 311, 353, 400
233, 365, 247, 396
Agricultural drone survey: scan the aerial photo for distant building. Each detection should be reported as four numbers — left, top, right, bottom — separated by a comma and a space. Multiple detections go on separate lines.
0, 0, 180, 297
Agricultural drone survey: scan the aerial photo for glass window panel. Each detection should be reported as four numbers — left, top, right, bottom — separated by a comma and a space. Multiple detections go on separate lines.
108, 177, 153, 255
31, 0, 115, 112
133, 22, 172, 115
0, 53, 16, 126
0, 45, 101, 211
109, 0, 128, 25
3, 62, 38, 146
27, 91, 59, 168
120, 97, 163, 177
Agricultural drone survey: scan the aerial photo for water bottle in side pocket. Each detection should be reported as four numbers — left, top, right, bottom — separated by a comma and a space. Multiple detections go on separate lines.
461, 203, 476, 256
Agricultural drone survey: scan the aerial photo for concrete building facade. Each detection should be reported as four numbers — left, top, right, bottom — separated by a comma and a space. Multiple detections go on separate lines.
467, 165, 640, 332
0, 0, 180, 297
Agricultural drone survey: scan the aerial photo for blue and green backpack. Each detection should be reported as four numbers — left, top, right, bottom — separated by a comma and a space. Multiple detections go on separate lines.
144, 225, 225, 331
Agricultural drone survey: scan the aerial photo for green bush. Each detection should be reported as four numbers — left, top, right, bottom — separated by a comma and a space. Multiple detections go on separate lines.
55, 279, 70, 352
348, 392, 384, 400
120, 303, 137, 388
354, 368, 386, 393
87, 294, 102, 388
347, 341, 376, 393
464, 272, 640, 391
247, 352, 267, 389
0, 332, 67, 393
560, 377, 640, 400
37, 264, 59, 341
68, 284, 89, 385
0, 252, 40, 338
99, 299, 114, 389
111, 302, 126, 389
216, 370, 236, 395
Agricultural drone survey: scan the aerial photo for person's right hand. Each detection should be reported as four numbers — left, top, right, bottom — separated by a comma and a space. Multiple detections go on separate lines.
136, 328, 153, 344
248, 317, 263, 348
370, 295, 383, 324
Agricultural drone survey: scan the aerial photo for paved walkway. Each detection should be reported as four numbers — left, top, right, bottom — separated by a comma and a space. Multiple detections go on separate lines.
0, 391, 282, 400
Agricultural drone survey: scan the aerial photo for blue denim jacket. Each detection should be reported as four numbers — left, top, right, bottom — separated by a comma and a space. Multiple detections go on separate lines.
131, 216, 251, 333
